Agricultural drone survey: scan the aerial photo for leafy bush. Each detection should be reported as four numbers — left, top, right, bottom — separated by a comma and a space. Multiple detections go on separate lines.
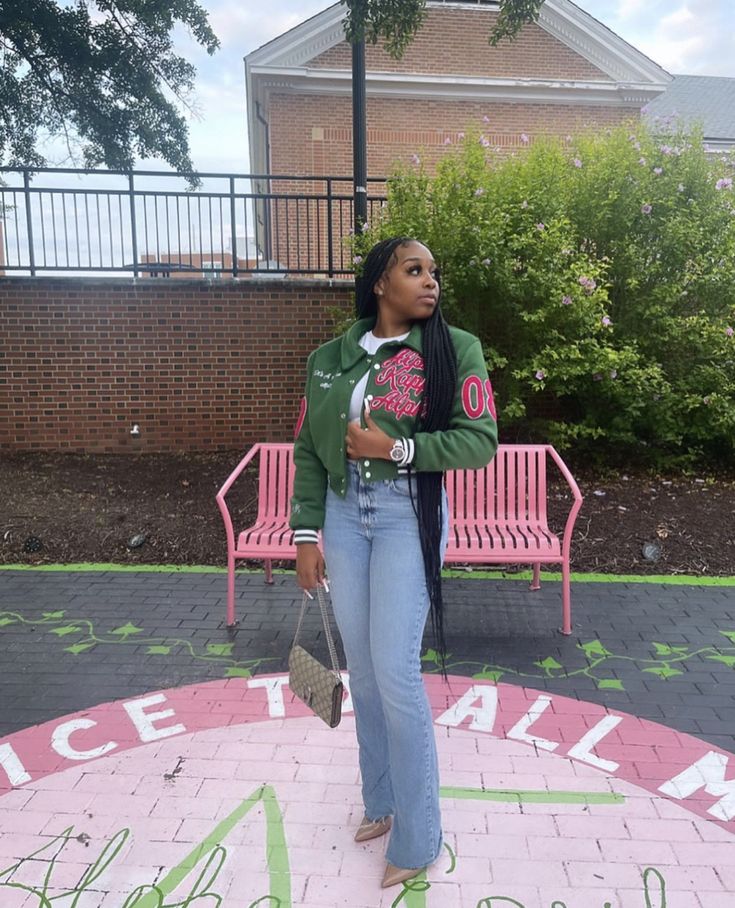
353, 120, 735, 468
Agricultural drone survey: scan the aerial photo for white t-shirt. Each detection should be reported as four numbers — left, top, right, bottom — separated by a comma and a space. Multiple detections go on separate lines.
348, 329, 410, 422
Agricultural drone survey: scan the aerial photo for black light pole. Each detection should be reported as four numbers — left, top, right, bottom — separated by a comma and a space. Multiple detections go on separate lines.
352, 37, 368, 235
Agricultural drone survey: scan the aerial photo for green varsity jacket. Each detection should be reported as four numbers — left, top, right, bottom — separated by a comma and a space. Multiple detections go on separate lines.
289, 315, 498, 544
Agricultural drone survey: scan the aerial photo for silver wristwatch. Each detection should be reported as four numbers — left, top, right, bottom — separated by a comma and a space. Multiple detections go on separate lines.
389, 438, 407, 463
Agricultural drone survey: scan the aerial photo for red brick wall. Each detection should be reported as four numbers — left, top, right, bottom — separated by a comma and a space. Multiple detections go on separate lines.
311, 7, 607, 81
267, 5, 639, 181
0, 278, 353, 453
269, 94, 640, 179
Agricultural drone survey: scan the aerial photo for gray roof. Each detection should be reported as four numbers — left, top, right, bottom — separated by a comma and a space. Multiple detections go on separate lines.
646, 74, 735, 142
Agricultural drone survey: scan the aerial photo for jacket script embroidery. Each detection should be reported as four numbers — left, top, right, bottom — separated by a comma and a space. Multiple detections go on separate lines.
372, 349, 425, 419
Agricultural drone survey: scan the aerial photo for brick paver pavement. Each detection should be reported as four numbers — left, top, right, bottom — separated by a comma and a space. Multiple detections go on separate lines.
1, 567, 734, 906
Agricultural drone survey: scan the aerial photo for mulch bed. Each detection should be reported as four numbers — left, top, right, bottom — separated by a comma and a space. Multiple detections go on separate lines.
1, 452, 734, 576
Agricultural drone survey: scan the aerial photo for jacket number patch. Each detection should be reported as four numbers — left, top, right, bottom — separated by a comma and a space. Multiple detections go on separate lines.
294, 396, 307, 438
462, 376, 496, 420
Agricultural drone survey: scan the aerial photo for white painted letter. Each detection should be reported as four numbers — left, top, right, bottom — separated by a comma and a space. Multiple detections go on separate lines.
435, 684, 499, 733
659, 751, 735, 821
507, 696, 559, 752
123, 694, 186, 743
567, 715, 622, 772
51, 719, 118, 761
0, 743, 31, 786
249, 676, 290, 717
339, 672, 353, 713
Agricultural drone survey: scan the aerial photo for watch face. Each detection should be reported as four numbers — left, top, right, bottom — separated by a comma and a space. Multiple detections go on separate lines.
390, 442, 404, 462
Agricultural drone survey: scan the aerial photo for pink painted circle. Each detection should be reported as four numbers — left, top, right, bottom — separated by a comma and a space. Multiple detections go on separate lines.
1, 674, 734, 907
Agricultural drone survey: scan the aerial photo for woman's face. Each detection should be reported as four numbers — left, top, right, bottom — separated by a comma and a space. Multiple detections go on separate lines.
374, 241, 439, 322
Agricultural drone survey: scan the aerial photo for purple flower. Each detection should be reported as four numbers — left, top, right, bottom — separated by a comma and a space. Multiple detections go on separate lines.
410, 154, 420, 165
520, 133, 530, 145
535, 369, 546, 380
444, 137, 452, 145
640, 104, 650, 114
653, 167, 663, 175
480, 135, 491, 147
578, 276, 597, 292
638, 157, 647, 165
601, 315, 612, 327
483, 115, 490, 124
573, 158, 583, 168
482, 257, 492, 266
562, 295, 573, 305
716, 177, 733, 191
726, 326, 734, 337
703, 395, 712, 405
352, 255, 363, 264
536, 222, 545, 231
474, 187, 485, 197
641, 203, 653, 215
659, 144, 673, 155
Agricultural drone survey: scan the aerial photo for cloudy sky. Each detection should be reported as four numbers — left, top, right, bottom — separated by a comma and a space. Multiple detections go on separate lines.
172, 0, 734, 174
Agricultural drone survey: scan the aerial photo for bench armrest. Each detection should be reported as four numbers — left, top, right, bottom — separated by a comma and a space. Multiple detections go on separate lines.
546, 445, 584, 559
215, 444, 262, 552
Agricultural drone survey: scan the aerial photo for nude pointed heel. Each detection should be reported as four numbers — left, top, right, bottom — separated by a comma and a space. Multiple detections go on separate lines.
354, 814, 392, 843
381, 862, 425, 888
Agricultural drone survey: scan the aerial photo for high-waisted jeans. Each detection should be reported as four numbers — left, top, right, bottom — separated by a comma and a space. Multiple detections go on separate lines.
322, 459, 449, 869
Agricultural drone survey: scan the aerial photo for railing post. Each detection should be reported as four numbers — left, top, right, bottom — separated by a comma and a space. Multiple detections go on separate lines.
128, 172, 139, 276
230, 176, 238, 278
326, 177, 334, 277
23, 170, 36, 276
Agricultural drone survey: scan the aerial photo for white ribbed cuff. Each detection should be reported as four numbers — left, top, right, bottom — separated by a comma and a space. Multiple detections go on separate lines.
397, 437, 414, 467
294, 529, 319, 545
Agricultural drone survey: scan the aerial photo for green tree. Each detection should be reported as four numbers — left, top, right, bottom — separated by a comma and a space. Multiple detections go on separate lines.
0, 0, 219, 172
342, 0, 545, 57
353, 123, 735, 468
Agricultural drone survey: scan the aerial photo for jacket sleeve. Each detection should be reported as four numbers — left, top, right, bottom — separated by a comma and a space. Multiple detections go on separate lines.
410, 338, 498, 472
289, 351, 328, 544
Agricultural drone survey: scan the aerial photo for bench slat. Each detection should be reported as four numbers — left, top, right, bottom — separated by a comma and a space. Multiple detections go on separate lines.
218, 442, 582, 634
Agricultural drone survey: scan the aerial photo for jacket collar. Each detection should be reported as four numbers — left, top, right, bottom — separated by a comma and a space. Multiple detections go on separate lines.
340, 316, 424, 370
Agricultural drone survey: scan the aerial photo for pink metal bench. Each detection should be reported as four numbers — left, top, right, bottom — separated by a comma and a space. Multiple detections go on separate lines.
216, 443, 583, 634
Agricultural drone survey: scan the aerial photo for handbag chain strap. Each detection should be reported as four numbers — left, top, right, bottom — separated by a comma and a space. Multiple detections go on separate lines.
293, 585, 341, 675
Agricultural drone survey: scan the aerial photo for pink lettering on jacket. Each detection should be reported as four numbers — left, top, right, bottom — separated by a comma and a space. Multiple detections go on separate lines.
461, 376, 497, 420
372, 349, 426, 419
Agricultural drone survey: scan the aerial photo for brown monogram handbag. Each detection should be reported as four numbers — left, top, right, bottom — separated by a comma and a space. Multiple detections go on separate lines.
288, 584, 344, 727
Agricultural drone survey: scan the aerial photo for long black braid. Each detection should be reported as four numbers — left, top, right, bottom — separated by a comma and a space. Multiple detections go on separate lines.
355, 236, 458, 677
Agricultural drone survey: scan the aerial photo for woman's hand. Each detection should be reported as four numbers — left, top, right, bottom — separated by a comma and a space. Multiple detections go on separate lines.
296, 543, 327, 592
345, 402, 393, 460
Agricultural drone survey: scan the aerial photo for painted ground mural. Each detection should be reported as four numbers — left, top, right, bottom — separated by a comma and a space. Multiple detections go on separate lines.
3, 607, 735, 689
1, 674, 734, 907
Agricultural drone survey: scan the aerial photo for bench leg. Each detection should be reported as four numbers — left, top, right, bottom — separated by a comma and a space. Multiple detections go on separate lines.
529, 562, 541, 591
226, 554, 236, 627
265, 559, 274, 584
560, 559, 572, 635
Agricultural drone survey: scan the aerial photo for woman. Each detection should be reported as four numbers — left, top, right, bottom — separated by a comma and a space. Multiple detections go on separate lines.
290, 236, 498, 888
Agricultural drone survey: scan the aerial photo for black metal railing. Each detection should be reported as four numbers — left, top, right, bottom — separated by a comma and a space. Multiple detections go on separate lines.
0, 167, 389, 278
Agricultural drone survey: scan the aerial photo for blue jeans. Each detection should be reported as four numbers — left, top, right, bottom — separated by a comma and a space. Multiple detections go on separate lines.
322, 459, 449, 869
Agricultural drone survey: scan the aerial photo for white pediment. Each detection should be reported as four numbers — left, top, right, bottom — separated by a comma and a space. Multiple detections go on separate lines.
245, 0, 671, 86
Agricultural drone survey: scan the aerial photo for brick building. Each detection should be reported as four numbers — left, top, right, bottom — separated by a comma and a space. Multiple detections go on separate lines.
244, 0, 672, 180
